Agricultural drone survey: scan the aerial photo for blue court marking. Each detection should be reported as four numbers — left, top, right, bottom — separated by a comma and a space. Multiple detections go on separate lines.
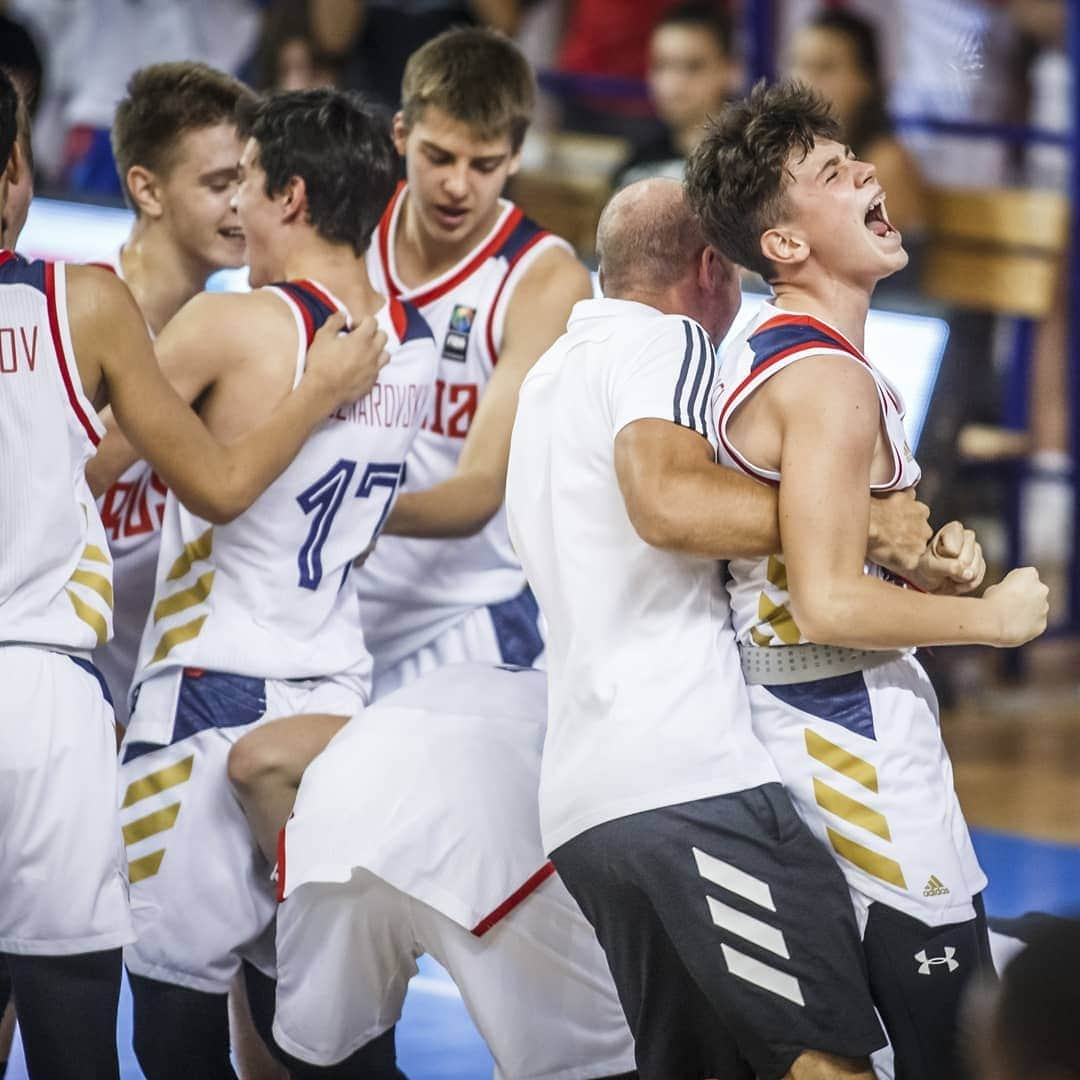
970, 827, 1080, 918
7, 834, 1078, 1079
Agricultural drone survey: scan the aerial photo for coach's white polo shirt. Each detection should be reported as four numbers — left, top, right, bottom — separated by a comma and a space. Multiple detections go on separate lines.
506, 298, 779, 853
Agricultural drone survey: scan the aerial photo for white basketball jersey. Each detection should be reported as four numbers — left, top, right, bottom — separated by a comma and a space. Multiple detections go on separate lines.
282, 663, 555, 934
90, 248, 168, 718
134, 279, 436, 685
715, 302, 922, 647
359, 184, 572, 665
0, 252, 113, 652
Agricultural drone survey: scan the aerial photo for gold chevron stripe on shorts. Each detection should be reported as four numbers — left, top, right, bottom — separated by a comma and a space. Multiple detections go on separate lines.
82, 543, 111, 565
813, 777, 891, 841
123, 802, 182, 846
69, 568, 114, 609
758, 593, 801, 645
150, 615, 208, 664
128, 849, 166, 884
65, 588, 108, 646
166, 528, 213, 582
804, 729, 879, 792
826, 827, 907, 888
121, 755, 194, 809
153, 571, 215, 623
766, 555, 788, 591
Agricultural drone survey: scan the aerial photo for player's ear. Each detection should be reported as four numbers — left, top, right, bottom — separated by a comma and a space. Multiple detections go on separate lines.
280, 175, 307, 224
126, 166, 164, 220
391, 112, 409, 157
760, 226, 808, 270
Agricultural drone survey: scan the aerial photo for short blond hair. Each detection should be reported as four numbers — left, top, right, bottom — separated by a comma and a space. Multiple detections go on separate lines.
401, 27, 534, 150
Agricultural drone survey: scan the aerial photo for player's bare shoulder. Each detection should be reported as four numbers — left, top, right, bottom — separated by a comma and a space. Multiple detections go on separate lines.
510, 243, 592, 317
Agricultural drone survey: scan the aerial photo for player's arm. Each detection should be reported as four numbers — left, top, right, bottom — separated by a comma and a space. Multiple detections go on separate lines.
614, 384, 934, 562
776, 354, 1047, 649
383, 246, 592, 538
70, 267, 388, 524
86, 292, 234, 495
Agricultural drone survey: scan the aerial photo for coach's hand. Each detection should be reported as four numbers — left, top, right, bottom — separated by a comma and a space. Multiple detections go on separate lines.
305, 312, 389, 406
982, 567, 1050, 647
866, 488, 932, 574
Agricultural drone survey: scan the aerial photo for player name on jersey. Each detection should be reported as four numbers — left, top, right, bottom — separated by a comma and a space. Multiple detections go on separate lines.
0, 324, 39, 370
330, 381, 430, 429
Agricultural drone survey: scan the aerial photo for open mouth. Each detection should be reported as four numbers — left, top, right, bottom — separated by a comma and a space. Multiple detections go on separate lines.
218, 226, 245, 242
435, 205, 468, 227
864, 195, 896, 238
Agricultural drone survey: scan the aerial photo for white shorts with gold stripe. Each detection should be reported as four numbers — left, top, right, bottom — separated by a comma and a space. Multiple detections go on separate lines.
0, 645, 133, 956
118, 666, 366, 993
746, 653, 986, 929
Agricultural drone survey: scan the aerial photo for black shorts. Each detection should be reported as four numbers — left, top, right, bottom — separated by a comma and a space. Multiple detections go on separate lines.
551, 783, 886, 1080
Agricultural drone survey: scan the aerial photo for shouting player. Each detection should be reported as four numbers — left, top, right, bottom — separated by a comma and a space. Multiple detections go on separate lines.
686, 80, 1049, 1076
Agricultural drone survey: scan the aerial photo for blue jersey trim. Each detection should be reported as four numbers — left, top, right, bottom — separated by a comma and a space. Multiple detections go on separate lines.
0, 252, 47, 295
764, 670, 877, 741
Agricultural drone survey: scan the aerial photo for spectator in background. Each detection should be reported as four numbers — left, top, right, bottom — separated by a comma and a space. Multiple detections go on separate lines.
614, 2, 742, 188
10, 0, 260, 197
787, 8, 928, 238
555, 0, 679, 137
309, 0, 522, 111
254, 2, 340, 91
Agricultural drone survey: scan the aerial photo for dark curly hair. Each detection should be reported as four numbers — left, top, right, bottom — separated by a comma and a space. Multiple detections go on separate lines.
237, 88, 397, 255
684, 79, 840, 281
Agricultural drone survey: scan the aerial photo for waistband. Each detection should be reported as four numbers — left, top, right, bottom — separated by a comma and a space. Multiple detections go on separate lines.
739, 642, 905, 685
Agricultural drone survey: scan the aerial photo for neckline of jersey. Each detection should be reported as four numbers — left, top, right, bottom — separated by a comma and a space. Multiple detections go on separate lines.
382, 184, 517, 304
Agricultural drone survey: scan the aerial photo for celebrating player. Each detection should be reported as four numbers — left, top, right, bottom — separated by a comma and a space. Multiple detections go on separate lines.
0, 70, 387, 1080
686, 80, 1049, 1077
90, 62, 255, 725
96, 88, 437, 1078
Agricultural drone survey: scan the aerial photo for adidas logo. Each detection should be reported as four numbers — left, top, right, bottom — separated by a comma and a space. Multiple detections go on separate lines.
923, 875, 950, 897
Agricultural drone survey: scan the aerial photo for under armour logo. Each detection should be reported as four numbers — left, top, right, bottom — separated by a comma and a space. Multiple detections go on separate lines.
915, 947, 959, 975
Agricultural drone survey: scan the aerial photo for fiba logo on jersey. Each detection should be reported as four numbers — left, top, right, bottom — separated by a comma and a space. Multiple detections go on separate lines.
442, 304, 476, 363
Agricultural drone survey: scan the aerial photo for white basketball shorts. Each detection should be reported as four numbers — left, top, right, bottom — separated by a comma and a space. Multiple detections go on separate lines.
273, 868, 636, 1079
372, 586, 545, 700
118, 666, 366, 992
0, 645, 133, 956
747, 653, 987, 928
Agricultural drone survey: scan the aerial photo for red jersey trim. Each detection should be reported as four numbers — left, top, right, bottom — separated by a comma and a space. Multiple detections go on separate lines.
470, 860, 556, 937
0, 250, 15, 269
293, 278, 341, 316
276, 824, 288, 903
378, 183, 526, 308
377, 182, 406, 301
44, 262, 101, 447
484, 230, 551, 366
389, 295, 407, 341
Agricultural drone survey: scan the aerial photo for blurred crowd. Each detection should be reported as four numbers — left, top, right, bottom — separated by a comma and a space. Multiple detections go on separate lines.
1, 0, 1074, 606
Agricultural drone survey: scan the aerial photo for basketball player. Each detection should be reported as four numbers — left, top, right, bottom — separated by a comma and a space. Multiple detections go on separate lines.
359, 26, 593, 694
91, 62, 255, 726
685, 81, 1049, 1077
271, 663, 636, 1079
0, 69, 388, 1080
226, 25, 592, 870
101, 89, 437, 1080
